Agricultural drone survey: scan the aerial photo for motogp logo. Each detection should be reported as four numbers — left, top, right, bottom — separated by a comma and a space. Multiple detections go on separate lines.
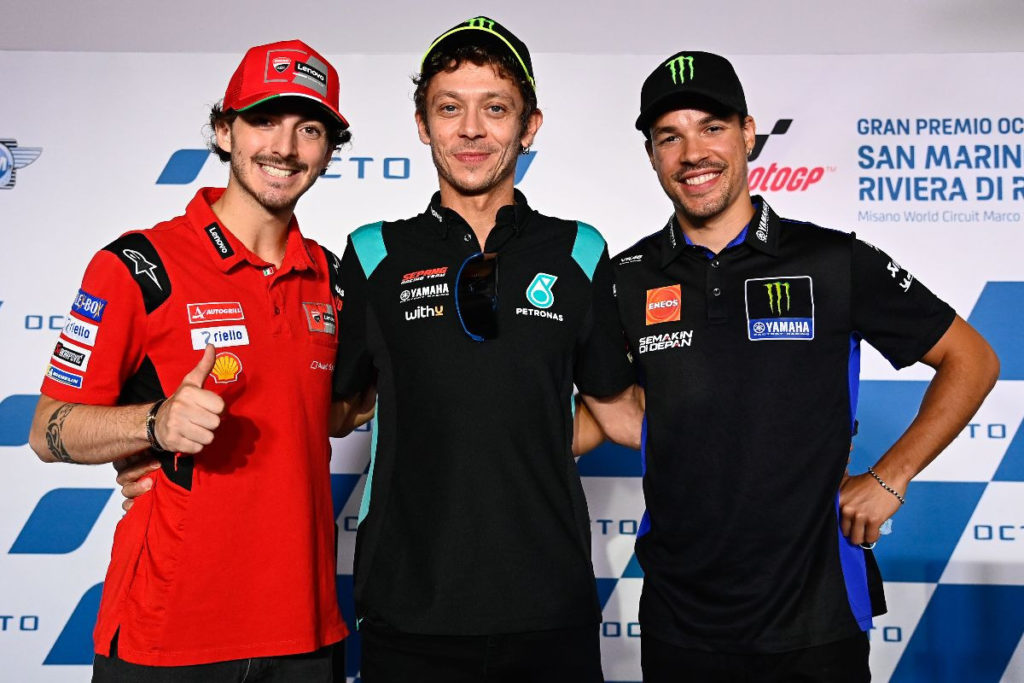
525, 273, 558, 309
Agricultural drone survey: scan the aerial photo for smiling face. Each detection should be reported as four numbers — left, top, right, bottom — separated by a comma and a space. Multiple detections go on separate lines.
646, 108, 756, 231
216, 99, 334, 216
416, 61, 541, 200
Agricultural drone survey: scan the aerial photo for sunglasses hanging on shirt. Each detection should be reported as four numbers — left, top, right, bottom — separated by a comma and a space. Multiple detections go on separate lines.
455, 251, 499, 341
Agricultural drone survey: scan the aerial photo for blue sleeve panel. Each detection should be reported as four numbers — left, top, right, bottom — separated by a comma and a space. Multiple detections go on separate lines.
571, 221, 605, 282
350, 221, 387, 278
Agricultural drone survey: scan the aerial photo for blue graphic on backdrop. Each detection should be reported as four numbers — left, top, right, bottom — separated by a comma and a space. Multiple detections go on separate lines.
0, 139, 42, 189
44, 583, 103, 665
156, 150, 414, 184
0, 394, 37, 446
514, 150, 536, 184
10, 488, 114, 554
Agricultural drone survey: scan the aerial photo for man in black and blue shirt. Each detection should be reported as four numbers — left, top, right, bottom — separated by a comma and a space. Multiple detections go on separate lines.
332, 17, 640, 681
611, 51, 999, 681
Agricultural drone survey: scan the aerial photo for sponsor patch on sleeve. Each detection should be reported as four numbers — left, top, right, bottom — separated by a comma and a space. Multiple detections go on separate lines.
51, 339, 92, 371
70, 289, 108, 322
46, 365, 84, 389
62, 317, 99, 347
744, 276, 814, 340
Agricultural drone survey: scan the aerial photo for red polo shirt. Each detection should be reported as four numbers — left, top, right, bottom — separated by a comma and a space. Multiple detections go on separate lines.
41, 188, 347, 666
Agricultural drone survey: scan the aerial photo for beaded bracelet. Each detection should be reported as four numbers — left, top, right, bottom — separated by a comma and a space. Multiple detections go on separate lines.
867, 466, 905, 505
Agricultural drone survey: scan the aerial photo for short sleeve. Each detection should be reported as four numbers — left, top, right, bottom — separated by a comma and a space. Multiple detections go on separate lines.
40, 250, 148, 405
332, 236, 375, 397
850, 237, 956, 369
574, 245, 636, 397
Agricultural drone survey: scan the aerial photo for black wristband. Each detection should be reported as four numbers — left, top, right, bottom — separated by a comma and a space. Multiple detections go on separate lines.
146, 399, 170, 452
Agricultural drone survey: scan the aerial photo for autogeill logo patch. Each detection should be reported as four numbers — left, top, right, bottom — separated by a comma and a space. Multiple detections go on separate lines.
0, 139, 42, 189
645, 285, 681, 325
746, 120, 832, 192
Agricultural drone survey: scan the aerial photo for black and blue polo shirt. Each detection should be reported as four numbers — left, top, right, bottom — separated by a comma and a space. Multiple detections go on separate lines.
333, 190, 634, 635
613, 197, 955, 653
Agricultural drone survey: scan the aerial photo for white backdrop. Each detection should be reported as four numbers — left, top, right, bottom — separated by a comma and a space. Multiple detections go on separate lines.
2, 50, 1022, 682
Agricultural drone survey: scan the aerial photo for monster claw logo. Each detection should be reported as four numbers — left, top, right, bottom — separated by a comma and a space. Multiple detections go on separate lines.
745, 276, 814, 340
664, 56, 695, 85
764, 281, 791, 315
0, 139, 43, 189
467, 17, 495, 29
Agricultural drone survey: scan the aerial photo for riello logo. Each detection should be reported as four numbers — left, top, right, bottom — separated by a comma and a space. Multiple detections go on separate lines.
747, 119, 834, 193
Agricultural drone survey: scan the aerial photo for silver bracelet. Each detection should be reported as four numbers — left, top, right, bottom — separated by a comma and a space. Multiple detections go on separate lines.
867, 466, 905, 505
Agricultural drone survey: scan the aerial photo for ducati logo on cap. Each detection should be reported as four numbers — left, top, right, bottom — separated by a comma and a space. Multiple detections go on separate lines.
272, 57, 290, 73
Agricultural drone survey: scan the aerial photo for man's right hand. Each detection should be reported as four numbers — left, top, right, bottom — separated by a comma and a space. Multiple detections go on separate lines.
154, 344, 225, 454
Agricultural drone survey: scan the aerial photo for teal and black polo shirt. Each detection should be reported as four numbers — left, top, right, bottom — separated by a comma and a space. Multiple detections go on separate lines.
333, 190, 634, 635
613, 197, 955, 653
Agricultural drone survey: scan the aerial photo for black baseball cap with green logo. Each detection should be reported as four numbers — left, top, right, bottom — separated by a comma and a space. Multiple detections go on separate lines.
636, 51, 747, 135
421, 16, 536, 90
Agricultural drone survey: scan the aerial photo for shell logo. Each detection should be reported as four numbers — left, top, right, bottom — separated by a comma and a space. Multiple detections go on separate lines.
210, 352, 243, 383
645, 285, 681, 325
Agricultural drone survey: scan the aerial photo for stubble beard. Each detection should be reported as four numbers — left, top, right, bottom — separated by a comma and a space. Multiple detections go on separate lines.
431, 141, 520, 197
229, 152, 311, 215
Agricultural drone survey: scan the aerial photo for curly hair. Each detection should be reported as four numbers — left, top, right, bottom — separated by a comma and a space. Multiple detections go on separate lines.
206, 101, 351, 164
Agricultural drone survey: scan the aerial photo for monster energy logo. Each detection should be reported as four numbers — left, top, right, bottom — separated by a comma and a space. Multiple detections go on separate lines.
764, 281, 790, 315
467, 17, 495, 29
664, 56, 695, 85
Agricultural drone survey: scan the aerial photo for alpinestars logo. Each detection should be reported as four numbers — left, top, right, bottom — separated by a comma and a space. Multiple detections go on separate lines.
121, 249, 162, 289
664, 55, 694, 85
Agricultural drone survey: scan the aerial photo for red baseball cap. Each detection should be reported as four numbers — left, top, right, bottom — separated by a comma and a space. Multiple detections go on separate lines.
222, 40, 349, 128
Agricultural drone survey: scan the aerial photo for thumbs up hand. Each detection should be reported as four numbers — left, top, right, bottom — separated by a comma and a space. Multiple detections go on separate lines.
153, 344, 226, 454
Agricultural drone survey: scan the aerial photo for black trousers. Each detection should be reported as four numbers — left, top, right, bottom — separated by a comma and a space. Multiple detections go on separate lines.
360, 622, 604, 682
641, 632, 870, 683
92, 632, 343, 682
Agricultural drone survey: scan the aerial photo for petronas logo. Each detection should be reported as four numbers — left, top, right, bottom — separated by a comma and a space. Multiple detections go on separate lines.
665, 56, 695, 85
764, 281, 791, 315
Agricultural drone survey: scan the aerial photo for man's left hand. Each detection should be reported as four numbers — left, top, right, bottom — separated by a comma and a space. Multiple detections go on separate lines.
838, 472, 903, 546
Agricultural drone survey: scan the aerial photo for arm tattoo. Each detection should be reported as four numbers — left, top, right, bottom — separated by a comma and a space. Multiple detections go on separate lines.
45, 404, 79, 464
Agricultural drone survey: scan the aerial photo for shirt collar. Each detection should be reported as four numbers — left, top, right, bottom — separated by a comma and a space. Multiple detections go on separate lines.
659, 195, 780, 268
422, 189, 533, 251
186, 187, 318, 275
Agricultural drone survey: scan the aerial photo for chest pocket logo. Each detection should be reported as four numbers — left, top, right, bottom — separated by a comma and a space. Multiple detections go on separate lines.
526, 273, 558, 309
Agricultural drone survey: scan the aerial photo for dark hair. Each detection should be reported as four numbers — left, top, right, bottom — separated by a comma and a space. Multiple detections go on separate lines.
413, 44, 537, 149
206, 101, 352, 163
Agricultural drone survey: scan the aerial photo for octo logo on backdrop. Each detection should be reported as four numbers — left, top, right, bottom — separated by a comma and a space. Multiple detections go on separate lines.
156, 149, 538, 185
747, 119, 832, 193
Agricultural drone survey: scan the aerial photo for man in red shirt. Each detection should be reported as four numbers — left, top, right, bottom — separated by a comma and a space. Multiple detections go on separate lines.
28, 40, 363, 681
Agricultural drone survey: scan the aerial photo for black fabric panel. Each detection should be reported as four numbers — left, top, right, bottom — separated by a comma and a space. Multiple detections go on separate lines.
103, 233, 172, 313
116, 354, 193, 491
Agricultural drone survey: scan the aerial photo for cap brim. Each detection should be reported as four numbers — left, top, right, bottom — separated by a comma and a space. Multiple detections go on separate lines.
636, 91, 743, 133
235, 93, 350, 129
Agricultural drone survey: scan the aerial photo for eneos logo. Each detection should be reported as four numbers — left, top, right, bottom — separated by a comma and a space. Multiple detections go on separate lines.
645, 285, 681, 325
